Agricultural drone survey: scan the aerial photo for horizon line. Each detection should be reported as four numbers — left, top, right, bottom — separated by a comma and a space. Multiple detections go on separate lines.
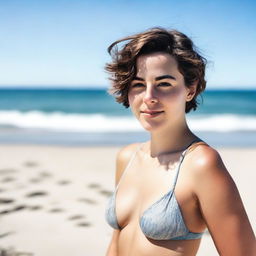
0, 85, 255, 91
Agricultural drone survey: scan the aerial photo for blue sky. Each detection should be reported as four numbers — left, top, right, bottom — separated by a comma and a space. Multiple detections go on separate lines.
0, 0, 255, 88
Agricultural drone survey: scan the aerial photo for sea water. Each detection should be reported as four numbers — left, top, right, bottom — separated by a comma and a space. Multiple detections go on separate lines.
0, 87, 255, 146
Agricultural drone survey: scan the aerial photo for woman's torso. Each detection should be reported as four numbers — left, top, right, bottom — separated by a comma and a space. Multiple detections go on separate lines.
106, 141, 207, 256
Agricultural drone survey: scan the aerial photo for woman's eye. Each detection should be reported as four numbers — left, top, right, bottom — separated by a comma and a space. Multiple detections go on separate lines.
157, 82, 172, 87
131, 83, 145, 88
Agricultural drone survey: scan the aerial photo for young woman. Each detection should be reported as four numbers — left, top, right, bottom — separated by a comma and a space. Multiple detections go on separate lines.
104, 28, 255, 256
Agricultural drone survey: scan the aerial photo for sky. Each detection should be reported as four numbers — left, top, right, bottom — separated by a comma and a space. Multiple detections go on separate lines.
0, 0, 255, 89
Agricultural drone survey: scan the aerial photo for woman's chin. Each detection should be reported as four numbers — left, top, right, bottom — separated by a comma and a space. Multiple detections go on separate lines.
140, 120, 163, 132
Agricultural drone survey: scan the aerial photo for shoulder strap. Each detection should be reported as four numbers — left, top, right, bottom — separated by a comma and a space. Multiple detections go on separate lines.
181, 139, 202, 157
172, 139, 202, 188
115, 143, 143, 191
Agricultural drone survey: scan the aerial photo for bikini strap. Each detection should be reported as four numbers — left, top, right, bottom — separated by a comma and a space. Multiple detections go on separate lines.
181, 139, 202, 156
172, 139, 202, 189
115, 143, 143, 191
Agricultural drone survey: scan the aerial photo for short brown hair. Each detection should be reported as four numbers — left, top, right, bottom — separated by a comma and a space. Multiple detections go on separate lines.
105, 27, 207, 113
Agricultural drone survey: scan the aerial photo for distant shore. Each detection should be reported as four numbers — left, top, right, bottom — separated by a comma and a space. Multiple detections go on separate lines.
0, 144, 255, 256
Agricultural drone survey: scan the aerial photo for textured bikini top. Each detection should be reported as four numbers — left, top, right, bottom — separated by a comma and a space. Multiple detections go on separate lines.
105, 140, 205, 240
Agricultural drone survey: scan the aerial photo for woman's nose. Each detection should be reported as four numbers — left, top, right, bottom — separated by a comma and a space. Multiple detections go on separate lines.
143, 86, 158, 104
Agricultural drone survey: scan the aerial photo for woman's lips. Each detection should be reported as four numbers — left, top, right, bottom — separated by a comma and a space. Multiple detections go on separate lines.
140, 110, 164, 116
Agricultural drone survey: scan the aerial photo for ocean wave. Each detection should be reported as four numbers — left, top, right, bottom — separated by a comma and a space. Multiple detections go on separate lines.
0, 110, 255, 132
0, 110, 141, 132
188, 115, 256, 132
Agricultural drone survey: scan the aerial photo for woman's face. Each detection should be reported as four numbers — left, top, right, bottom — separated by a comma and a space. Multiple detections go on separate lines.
128, 52, 195, 132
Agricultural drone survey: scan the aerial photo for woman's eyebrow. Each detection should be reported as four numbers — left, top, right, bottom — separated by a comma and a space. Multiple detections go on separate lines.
155, 75, 176, 81
132, 76, 144, 81
132, 75, 176, 81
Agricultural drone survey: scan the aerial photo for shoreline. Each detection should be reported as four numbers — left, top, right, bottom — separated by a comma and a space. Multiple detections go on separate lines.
1, 130, 256, 147
0, 144, 255, 255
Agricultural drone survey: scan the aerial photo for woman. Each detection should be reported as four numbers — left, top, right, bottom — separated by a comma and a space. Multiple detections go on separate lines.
104, 28, 255, 256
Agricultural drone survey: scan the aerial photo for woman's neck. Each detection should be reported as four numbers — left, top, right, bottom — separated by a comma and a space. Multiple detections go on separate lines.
149, 123, 198, 157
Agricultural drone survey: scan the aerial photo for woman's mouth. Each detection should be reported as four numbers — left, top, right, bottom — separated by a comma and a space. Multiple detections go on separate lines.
140, 110, 164, 117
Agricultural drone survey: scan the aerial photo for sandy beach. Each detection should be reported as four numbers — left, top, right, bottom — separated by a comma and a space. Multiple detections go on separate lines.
0, 144, 255, 256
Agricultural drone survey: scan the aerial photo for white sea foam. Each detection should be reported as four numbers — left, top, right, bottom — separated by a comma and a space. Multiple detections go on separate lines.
188, 115, 256, 132
0, 110, 256, 132
0, 110, 141, 132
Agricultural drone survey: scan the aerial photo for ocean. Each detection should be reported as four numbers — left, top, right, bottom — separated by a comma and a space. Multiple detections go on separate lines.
0, 87, 255, 146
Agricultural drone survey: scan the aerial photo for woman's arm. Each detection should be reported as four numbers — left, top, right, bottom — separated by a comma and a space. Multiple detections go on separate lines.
105, 143, 140, 256
192, 146, 255, 256
106, 229, 120, 256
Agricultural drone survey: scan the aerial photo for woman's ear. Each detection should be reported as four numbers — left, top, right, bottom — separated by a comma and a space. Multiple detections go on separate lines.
186, 82, 198, 102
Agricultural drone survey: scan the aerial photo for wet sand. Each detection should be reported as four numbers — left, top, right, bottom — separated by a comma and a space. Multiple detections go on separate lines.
0, 145, 255, 255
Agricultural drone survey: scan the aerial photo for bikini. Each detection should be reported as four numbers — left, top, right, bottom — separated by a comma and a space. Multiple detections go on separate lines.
105, 140, 205, 240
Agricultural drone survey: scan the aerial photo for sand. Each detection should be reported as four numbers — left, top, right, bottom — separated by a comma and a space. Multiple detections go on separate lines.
0, 145, 255, 256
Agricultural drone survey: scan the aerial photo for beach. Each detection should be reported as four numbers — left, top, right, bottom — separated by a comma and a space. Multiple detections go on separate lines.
1, 0, 256, 253
0, 144, 255, 256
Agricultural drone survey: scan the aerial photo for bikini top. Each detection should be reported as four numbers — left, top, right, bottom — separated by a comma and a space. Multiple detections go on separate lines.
105, 140, 205, 240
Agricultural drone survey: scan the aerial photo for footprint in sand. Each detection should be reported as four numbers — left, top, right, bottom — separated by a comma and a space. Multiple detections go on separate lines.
0, 247, 33, 256
78, 198, 97, 205
0, 231, 15, 238
57, 180, 71, 185
25, 191, 48, 198
77, 222, 91, 227
1, 177, 16, 183
8, 205, 27, 214
0, 205, 27, 215
98, 189, 112, 197
28, 205, 42, 211
0, 198, 15, 204
87, 183, 101, 189
68, 214, 84, 221
23, 161, 39, 167
87, 184, 112, 197
49, 208, 64, 213
0, 209, 12, 215
39, 171, 52, 178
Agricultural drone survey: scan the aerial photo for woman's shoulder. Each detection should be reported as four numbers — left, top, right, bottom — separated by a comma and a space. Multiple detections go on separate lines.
187, 142, 232, 185
188, 142, 223, 168
186, 142, 238, 205
117, 143, 142, 162
115, 143, 142, 184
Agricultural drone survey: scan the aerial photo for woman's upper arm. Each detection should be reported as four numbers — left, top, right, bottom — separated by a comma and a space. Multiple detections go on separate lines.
192, 147, 256, 256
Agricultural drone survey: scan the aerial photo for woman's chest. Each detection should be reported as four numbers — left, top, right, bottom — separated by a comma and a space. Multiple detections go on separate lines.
115, 159, 179, 228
